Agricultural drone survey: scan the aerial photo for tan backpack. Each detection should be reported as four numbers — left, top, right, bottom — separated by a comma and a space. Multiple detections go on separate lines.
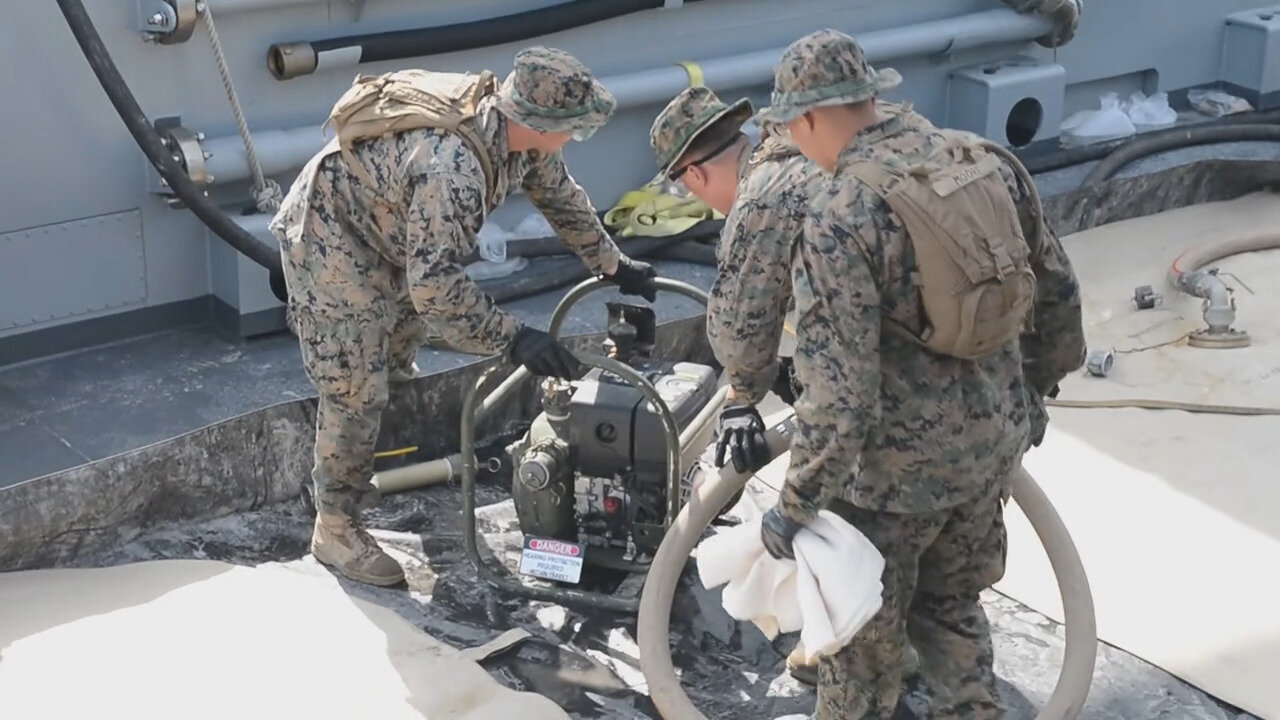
323, 69, 500, 208
844, 131, 1037, 360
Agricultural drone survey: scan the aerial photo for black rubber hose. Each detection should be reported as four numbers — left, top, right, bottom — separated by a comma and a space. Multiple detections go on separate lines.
1079, 123, 1280, 187
54, 0, 287, 302
272, 0, 708, 79
1017, 108, 1280, 175
652, 241, 717, 266
478, 238, 681, 302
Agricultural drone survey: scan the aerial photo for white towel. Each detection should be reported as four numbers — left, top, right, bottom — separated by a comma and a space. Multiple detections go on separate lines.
696, 511, 886, 663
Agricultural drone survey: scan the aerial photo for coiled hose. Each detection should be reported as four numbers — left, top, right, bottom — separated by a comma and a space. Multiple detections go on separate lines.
637, 414, 1098, 720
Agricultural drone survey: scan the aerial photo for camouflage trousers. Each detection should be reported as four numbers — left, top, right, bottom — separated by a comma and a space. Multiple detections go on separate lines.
292, 302, 434, 517
819, 483, 1008, 720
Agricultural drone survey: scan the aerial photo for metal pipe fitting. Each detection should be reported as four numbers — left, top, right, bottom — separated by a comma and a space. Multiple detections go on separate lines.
266, 42, 316, 81
370, 453, 500, 495
1084, 349, 1115, 377
1166, 232, 1279, 349
1178, 270, 1236, 335
155, 121, 210, 185
139, 0, 198, 44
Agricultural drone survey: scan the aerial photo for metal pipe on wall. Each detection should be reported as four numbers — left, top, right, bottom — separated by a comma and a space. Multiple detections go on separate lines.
207, 0, 331, 13
201, 126, 325, 184
195, 8, 1052, 187
604, 9, 1052, 109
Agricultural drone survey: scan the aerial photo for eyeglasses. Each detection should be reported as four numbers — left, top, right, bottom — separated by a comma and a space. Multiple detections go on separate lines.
667, 133, 741, 182
571, 125, 598, 142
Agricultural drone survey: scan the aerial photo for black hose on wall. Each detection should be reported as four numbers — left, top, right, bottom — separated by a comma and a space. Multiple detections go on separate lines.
1079, 123, 1280, 187
269, 0, 709, 80
1018, 108, 1280, 175
54, 0, 288, 303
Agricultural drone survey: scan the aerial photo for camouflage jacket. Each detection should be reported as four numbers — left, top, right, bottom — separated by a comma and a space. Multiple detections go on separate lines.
705, 127, 821, 405
706, 102, 922, 405
271, 95, 621, 354
779, 109, 1085, 518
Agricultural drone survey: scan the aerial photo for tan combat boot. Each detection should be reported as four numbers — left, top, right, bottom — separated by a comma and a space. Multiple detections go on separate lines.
786, 642, 818, 686
311, 509, 405, 586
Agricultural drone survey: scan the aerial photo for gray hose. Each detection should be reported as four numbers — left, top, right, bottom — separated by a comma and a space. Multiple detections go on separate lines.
637, 415, 1098, 720
1080, 124, 1280, 187
1046, 397, 1280, 415
1168, 228, 1280, 287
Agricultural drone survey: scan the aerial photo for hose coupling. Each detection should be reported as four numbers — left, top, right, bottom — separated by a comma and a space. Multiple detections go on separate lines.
268, 42, 318, 80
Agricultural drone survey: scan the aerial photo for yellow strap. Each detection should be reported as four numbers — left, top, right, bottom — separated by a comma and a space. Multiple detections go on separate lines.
675, 61, 704, 87
374, 445, 418, 459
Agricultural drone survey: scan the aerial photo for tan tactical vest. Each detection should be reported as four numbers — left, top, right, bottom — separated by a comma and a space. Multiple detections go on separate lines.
844, 131, 1037, 360
323, 69, 500, 208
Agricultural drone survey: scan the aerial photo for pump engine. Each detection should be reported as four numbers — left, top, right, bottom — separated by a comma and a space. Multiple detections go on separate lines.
507, 303, 718, 565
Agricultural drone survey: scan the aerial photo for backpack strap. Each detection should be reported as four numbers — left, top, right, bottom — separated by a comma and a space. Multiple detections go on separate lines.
322, 70, 501, 210
838, 160, 933, 349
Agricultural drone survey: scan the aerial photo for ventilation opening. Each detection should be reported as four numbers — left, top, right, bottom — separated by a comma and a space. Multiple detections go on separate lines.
1006, 97, 1044, 148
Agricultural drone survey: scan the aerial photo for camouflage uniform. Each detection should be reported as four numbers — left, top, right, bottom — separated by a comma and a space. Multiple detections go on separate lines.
706, 128, 815, 404
270, 47, 622, 518
648, 88, 925, 406
758, 30, 1085, 719
648, 86, 823, 405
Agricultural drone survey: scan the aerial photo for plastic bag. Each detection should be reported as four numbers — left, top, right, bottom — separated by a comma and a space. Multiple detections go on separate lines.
1060, 92, 1136, 147
509, 213, 555, 240
1124, 91, 1177, 128
464, 255, 528, 281
1188, 89, 1253, 118
476, 222, 510, 263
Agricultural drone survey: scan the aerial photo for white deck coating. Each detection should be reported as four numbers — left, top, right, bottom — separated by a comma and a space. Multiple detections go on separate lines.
0, 559, 571, 720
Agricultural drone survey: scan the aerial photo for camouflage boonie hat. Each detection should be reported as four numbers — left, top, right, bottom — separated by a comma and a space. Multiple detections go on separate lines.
495, 46, 616, 134
757, 29, 902, 124
649, 86, 753, 177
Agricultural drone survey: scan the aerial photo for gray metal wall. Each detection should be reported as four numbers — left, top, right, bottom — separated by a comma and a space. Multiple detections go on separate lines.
1, 0, 1275, 364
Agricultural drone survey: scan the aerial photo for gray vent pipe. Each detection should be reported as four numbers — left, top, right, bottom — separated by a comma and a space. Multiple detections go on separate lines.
195, 8, 1051, 187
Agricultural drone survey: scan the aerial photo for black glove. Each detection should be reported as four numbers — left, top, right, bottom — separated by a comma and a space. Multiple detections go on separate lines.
761, 507, 804, 560
715, 404, 770, 474
604, 256, 658, 302
770, 358, 800, 406
508, 327, 583, 380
